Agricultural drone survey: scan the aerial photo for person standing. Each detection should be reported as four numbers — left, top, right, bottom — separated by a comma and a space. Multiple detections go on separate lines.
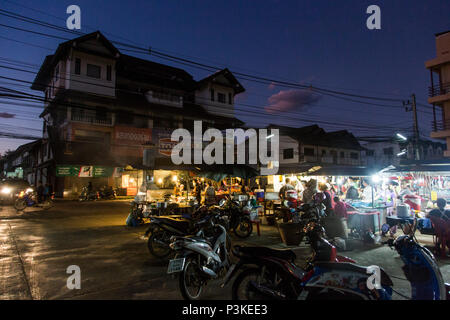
204, 183, 216, 206
319, 183, 333, 215
333, 196, 348, 218
302, 179, 317, 204
36, 181, 44, 203
278, 178, 294, 201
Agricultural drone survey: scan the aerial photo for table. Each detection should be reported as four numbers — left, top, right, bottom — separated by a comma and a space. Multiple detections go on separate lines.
347, 210, 381, 234
385, 216, 415, 228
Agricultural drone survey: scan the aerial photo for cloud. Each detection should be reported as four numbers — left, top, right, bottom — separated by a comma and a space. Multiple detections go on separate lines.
0, 112, 15, 119
264, 89, 321, 114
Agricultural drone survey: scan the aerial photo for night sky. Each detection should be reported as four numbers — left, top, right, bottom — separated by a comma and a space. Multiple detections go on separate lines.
1, 0, 449, 154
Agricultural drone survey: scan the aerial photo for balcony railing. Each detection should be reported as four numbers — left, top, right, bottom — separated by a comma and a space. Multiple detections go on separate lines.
428, 82, 450, 97
432, 119, 450, 131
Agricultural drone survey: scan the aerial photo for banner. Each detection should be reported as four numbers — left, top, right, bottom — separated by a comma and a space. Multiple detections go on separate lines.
152, 127, 178, 157
56, 166, 119, 177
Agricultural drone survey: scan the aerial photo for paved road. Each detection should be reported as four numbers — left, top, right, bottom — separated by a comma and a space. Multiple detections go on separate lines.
0, 201, 448, 300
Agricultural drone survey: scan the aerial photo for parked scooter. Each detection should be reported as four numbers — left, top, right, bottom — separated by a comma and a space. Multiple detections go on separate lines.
223, 201, 358, 300
218, 195, 253, 238
78, 186, 98, 201
145, 206, 211, 258
14, 188, 54, 211
167, 214, 231, 300
226, 218, 449, 300
98, 185, 116, 200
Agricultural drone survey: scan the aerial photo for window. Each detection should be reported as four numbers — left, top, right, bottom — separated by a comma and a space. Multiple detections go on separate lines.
383, 147, 393, 155
340, 151, 345, 158
107, 65, 112, 81
96, 107, 108, 121
87, 64, 101, 78
116, 110, 133, 125
228, 93, 232, 105
75, 58, 81, 75
350, 152, 359, 159
283, 148, 294, 159
366, 149, 375, 156
55, 65, 59, 79
218, 92, 226, 103
304, 147, 315, 156
321, 150, 326, 156
210, 88, 215, 101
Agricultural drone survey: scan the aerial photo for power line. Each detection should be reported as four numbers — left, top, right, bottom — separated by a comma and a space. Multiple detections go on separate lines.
0, 9, 410, 105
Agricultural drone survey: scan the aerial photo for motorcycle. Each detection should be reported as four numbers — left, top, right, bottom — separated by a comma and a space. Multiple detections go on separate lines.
98, 185, 116, 200
223, 201, 359, 300
78, 186, 98, 201
145, 206, 211, 259
226, 217, 449, 300
218, 196, 253, 238
167, 214, 231, 300
14, 188, 54, 212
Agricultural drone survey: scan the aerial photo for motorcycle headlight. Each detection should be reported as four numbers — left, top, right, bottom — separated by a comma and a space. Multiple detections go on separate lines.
1, 187, 12, 194
26, 188, 33, 193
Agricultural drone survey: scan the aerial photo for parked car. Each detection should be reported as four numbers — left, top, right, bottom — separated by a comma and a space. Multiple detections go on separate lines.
0, 179, 32, 205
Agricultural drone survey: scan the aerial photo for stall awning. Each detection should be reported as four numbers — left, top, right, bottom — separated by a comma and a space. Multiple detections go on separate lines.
277, 163, 380, 176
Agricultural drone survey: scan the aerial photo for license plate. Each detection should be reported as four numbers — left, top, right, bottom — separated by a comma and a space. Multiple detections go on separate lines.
167, 258, 185, 274
222, 264, 236, 285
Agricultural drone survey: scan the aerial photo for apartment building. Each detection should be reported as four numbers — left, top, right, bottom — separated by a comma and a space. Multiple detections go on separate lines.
426, 30, 450, 157
30, 31, 245, 197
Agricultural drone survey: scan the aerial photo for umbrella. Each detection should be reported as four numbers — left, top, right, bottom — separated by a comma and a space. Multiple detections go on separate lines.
195, 164, 259, 182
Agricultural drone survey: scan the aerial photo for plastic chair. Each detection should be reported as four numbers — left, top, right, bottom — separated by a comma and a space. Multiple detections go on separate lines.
429, 216, 449, 258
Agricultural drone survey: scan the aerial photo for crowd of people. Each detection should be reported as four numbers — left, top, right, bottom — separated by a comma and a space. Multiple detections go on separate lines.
173, 178, 249, 206
277, 176, 434, 219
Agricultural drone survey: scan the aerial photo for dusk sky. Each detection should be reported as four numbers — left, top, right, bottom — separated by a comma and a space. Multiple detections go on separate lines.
1, 0, 450, 154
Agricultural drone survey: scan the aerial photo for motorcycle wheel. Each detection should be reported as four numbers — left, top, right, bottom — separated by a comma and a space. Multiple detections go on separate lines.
14, 199, 27, 211
179, 256, 204, 300
234, 218, 253, 238
232, 268, 271, 300
147, 229, 171, 258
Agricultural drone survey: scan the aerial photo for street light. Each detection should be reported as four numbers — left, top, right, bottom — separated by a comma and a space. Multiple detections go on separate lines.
266, 134, 274, 139
396, 133, 407, 141
397, 149, 407, 157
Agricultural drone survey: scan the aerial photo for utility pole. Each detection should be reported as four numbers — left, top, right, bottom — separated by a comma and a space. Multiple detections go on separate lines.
411, 94, 420, 161
403, 94, 420, 161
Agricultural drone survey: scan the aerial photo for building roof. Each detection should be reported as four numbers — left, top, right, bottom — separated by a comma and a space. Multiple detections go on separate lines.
268, 124, 364, 151
116, 54, 197, 91
435, 30, 450, 37
32, 31, 120, 91
197, 68, 245, 94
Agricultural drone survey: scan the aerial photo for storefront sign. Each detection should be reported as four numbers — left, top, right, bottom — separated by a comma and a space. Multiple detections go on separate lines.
56, 165, 118, 177
152, 128, 178, 157
56, 166, 80, 177
114, 126, 152, 145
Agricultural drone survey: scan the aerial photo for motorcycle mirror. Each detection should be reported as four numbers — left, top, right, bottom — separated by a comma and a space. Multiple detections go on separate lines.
219, 199, 226, 207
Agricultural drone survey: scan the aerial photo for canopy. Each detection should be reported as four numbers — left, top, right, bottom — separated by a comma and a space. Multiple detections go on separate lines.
194, 164, 259, 182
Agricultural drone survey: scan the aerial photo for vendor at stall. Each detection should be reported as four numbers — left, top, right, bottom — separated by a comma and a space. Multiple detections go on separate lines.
345, 178, 359, 200
204, 183, 217, 206
361, 179, 380, 204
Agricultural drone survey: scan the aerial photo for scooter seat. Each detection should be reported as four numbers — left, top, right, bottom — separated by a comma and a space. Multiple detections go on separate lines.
153, 216, 192, 231
236, 246, 296, 262
314, 262, 393, 287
